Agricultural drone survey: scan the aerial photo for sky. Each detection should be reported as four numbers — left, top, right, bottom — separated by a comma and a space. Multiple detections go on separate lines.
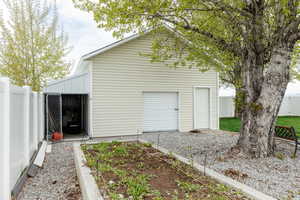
0, 0, 299, 95
55, 0, 116, 65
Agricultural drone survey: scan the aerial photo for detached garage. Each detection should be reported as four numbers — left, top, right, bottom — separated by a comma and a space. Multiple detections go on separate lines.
45, 30, 219, 138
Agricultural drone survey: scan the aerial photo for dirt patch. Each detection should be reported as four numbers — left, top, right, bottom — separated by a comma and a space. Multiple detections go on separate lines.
224, 168, 249, 180
82, 141, 250, 200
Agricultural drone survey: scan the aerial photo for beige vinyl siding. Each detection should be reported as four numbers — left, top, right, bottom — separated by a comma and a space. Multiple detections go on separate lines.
90, 33, 218, 137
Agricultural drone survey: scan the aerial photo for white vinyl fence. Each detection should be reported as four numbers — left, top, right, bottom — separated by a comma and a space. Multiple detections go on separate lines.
220, 95, 300, 117
0, 77, 44, 200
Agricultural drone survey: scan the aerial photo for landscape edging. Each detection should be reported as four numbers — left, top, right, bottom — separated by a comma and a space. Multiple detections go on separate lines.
73, 143, 104, 200
74, 139, 277, 200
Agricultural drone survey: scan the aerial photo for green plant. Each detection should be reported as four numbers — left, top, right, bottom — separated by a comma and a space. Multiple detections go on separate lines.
93, 142, 110, 152
109, 192, 126, 200
175, 180, 200, 193
275, 152, 285, 160
122, 174, 152, 200
113, 146, 129, 157
153, 197, 164, 200
211, 184, 230, 193
143, 143, 152, 148
113, 168, 127, 178
137, 162, 145, 169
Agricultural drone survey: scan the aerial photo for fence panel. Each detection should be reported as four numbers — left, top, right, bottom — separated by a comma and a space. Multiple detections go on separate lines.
220, 96, 300, 117
0, 78, 44, 200
39, 94, 45, 141
0, 78, 10, 200
219, 96, 235, 118
29, 93, 35, 157
10, 85, 27, 190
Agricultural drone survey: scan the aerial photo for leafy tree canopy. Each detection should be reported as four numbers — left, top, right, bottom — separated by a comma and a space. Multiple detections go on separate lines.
74, 0, 300, 76
0, 0, 71, 91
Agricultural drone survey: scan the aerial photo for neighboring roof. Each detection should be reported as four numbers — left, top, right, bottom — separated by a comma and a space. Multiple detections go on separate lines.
46, 72, 89, 87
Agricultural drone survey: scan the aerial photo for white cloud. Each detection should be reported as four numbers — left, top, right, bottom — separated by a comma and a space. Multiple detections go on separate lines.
55, 0, 116, 61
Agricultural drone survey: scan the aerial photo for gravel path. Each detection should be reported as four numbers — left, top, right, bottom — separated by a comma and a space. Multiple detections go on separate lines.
134, 131, 300, 200
19, 142, 81, 200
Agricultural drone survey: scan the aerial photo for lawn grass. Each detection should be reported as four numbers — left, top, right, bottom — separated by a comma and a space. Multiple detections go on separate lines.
220, 116, 300, 136
82, 141, 250, 200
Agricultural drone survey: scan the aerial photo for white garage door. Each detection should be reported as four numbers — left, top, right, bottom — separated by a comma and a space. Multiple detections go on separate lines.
194, 88, 210, 129
143, 92, 178, 132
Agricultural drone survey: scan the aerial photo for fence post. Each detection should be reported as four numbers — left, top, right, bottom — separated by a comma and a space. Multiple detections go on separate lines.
23, 86, 31, 166
0, 77, 11, 200
32, 92, 38, 150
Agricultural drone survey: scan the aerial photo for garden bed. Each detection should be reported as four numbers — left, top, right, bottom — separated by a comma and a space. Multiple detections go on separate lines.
82, 141, 250, 200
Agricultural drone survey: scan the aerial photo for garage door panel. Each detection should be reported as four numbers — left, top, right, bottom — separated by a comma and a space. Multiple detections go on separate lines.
143, 92, 178, 132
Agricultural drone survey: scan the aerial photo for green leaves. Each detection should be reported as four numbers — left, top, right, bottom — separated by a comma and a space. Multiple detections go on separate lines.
0, 0, 71, 91
73, 0, 300, 88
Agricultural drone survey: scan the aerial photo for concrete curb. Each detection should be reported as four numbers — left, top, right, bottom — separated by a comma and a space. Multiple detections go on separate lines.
138, 139, 277, 200
73, 143, 103, 200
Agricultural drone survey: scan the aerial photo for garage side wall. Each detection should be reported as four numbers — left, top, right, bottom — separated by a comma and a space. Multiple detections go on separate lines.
91, 34, 218, 137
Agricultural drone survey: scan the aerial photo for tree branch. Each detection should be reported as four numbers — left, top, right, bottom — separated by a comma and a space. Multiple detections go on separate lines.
153, 13, 241, 56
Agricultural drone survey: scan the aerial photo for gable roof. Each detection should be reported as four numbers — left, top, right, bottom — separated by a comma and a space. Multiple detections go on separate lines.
82, 32, 144, 61
73, 25, 183, 74
73, 31, 149, 74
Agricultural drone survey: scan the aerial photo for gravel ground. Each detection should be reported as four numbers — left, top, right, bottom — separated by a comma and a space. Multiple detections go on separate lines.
19, 131, 299, 200
94, 131, 300, 199
19, 142, 81, 200
135, 131, 300, 200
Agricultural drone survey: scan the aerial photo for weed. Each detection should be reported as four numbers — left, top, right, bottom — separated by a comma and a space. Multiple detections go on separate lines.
137, 162, 145, 169
113, 168, 127, 178
291, 154, 297, 159
113, 145, 129, 157
93, 142, 110, 151
151, 190, 163, 199
176, 180, 200, 193
109, 192, 126, 200
122, 174, 151, 200
143, 143, 152, 148
111, 140, 121, 145
212, 183, 230, 193
275, 152, 285, 160
171, 190, 179, 200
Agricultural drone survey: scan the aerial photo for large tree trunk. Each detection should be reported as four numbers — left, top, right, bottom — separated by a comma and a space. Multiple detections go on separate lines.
237, 46, 291, 158
234, 87, 243, 118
